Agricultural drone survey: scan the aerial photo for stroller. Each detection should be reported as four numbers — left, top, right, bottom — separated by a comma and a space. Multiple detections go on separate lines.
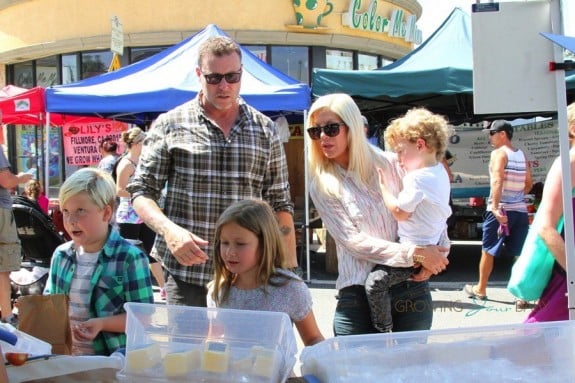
10, 196, 67, 302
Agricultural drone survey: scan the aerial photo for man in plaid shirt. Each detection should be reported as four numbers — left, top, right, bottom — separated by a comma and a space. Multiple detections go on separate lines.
128, 36, 297, 307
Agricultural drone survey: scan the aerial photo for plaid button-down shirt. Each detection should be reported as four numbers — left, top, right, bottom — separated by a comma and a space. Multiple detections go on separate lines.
128, 95, 293, 287
45, 227, 154, 355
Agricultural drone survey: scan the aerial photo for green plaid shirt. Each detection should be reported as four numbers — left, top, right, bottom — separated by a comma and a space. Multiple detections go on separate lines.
128, 94, 293, 287
45, 227, 154, 355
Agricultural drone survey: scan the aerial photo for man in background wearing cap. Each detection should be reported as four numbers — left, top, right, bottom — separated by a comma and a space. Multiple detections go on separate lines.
465, 120, 532, 302
363, 115, 380, 147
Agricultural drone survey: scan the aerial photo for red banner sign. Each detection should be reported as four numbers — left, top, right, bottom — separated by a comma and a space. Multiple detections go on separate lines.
62, 120, 129, 166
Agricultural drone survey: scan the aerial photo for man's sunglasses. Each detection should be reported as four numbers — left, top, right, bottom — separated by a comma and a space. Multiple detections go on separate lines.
307, 123, 345, 140
489, 130, 502, 136
201, 70, 242, 85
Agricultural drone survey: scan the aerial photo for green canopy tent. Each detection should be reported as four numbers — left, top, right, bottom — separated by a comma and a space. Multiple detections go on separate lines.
312, 7, 575, 125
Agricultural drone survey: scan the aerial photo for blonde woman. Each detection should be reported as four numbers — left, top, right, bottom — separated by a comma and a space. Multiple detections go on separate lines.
306, 93, 449, 335
115, 127, 166, 299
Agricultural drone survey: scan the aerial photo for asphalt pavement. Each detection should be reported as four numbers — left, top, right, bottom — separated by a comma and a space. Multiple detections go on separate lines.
291, 241, 534, 375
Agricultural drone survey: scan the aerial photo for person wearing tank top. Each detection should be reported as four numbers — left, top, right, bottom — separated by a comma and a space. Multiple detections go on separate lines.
465, 120, 533, 302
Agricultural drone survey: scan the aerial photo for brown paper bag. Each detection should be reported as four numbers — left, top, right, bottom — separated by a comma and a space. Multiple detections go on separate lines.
17, 294, 72, 355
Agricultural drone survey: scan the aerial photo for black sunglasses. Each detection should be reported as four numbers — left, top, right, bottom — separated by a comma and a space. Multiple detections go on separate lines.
489, 130, 501, 136
201, 70, 242, 85
307, 123, 345, 140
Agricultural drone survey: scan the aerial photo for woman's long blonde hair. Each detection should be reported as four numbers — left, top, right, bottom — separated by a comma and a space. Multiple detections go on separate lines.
210, 199, 290, 305
307, 93, 388, 197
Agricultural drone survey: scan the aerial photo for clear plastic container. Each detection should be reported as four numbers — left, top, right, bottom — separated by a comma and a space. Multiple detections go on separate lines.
0, 323, 52, 356
300, 320, 575, 382
117, 302, 297, 383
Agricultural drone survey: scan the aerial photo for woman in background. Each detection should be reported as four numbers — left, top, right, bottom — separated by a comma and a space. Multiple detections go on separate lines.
115, 127, 166, 300
524, 102, 575, 322
97, 137, 119, 175
23, 179, 49, 214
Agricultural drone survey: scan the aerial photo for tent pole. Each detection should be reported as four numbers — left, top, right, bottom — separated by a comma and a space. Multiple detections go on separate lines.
549, 0, 574, 319
303, 109, 311, 283
44, 113, 50, 198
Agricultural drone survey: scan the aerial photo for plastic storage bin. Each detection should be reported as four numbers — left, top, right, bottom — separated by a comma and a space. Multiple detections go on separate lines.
117, 302, 297, 382
300, 320, 575, 382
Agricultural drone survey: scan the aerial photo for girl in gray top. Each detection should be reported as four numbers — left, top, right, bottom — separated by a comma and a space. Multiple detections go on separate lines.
207, 199, 324, 346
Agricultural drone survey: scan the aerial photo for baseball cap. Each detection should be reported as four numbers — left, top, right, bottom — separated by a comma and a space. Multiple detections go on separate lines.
483, 120, 512, 135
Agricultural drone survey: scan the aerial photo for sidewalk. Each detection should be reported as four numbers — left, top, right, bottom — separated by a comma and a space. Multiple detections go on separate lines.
304, 282, 531, 340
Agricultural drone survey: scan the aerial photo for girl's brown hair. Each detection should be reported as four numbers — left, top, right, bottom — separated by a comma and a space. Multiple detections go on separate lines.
210, 199, 290, 304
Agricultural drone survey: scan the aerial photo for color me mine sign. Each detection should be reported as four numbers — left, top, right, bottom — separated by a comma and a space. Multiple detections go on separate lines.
342, 0, 423, 44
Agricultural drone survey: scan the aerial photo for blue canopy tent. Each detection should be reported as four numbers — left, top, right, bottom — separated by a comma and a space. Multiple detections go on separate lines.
45, 24, 310, 122
312, 8, 575, 125
44, 24, 318, 280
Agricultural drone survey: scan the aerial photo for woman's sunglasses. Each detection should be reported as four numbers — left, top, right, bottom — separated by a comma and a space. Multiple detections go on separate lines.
307, 123, 345, 140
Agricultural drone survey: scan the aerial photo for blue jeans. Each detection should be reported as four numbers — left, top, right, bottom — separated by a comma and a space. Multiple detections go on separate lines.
333, 280, 432, 336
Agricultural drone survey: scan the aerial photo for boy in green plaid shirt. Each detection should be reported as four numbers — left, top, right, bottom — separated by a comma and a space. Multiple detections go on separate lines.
45, 168, 154, 356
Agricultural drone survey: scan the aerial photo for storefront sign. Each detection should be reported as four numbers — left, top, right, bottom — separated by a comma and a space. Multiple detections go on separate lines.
342, 0, 422, 44
62, 121, 128, 166
111, 16, 124, 55
448, 120, 558, 198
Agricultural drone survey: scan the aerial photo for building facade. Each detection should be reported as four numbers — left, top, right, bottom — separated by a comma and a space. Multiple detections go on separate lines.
0, 0, 423, 196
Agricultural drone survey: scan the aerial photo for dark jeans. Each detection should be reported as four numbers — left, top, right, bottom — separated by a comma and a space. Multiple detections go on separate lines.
118, 222, 158, 264
334, 280, 432, 336
165, 273, 208, 307
365, 265, 415, 332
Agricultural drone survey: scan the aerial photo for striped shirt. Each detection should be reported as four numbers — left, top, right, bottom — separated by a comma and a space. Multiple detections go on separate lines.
45, 227, 154, 355
127, 94, 293, 287
488, 147, 528, 213
310, 151, 449, 290
69, 249, 98, 355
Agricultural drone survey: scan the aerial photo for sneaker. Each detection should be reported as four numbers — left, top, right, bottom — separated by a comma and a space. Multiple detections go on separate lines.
160, 288, 166, 300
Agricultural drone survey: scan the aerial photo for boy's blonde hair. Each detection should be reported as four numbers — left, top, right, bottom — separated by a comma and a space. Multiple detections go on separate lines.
384, 108, 452, 161
211, 199, 289, 304
59, 168, 116, 211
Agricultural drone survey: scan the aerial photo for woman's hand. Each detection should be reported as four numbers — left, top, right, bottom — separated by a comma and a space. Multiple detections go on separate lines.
164, 223, 209, 266
413, 245, 449, 275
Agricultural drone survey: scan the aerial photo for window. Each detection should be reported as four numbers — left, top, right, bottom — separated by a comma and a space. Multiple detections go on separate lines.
326, 49, 353, 70
13, 62, 34, 88
271, 46, 308, 83
81, 51, 113, 79
381, 57, 393, 67
131, 47, 167, 63
358, 53, 378, 70
245, 45, 267, 62
36, 56, 59, 87
62, 54, 79, 84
